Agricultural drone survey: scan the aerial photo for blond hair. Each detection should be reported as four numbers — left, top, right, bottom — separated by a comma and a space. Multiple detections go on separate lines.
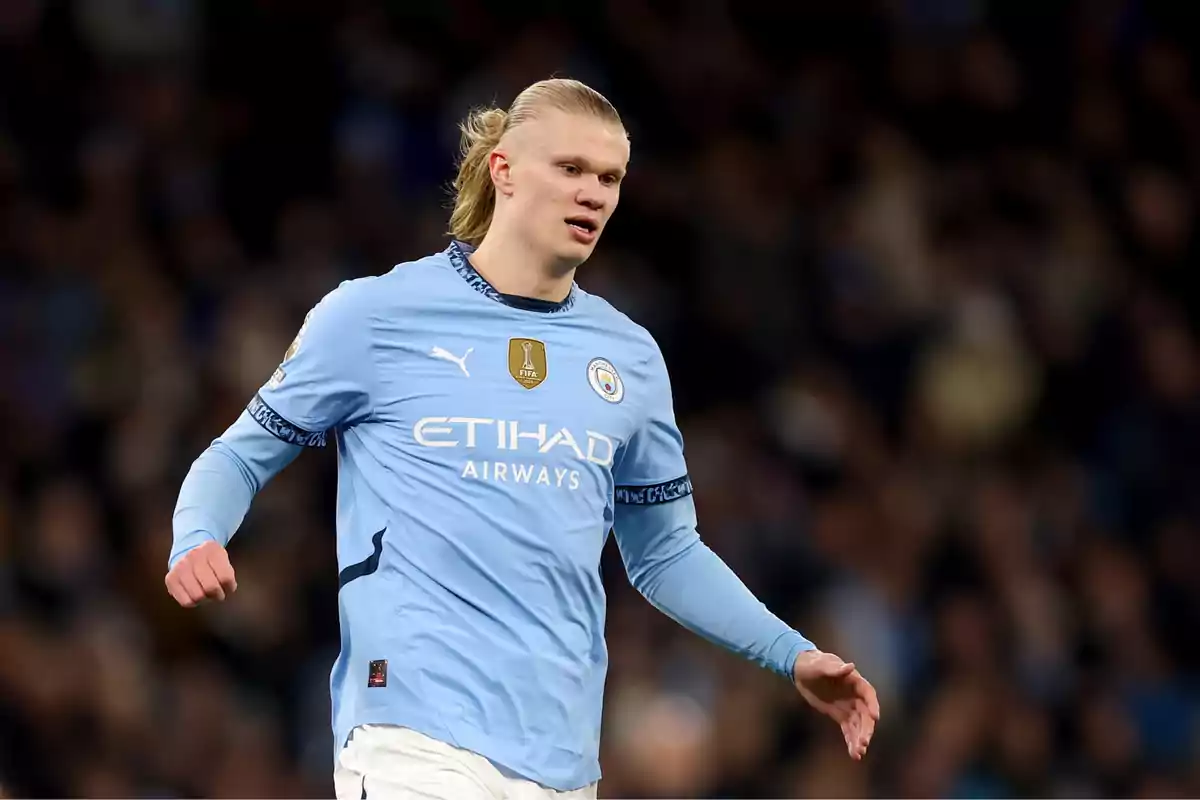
448, 78, 624, 246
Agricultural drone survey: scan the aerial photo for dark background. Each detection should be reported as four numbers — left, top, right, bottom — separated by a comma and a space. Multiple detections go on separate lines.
2, 0, 1200, 796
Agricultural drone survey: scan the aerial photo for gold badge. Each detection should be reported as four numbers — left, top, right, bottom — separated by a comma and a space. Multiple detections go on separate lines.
508, 338, 547, 389
283, 311, 312, 363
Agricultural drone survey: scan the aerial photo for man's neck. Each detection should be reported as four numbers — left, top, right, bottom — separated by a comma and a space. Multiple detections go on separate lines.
467, 233, 576, 303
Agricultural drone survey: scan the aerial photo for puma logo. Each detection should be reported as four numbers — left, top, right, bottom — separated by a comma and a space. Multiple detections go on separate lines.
429, 346, 473, 377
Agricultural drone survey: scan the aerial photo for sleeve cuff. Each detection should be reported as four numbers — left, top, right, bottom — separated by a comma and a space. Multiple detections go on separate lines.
773, 630, 818, 681
167, 531, 219, 569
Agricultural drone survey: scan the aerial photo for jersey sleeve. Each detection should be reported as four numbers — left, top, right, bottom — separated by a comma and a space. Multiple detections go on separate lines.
251, 281, 378, 446
612, 345, 692, 503
170, 411, 302, 567
611, 343, 815, 679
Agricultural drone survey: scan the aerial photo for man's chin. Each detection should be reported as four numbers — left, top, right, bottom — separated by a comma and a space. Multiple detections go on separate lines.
554, 239, 598, 270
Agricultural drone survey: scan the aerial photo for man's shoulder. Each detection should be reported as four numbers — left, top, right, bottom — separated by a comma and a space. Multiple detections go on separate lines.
574, 288, 673, 395
574, 288, 660, 354
368, 248, 454, 294
319, 248, 454, 310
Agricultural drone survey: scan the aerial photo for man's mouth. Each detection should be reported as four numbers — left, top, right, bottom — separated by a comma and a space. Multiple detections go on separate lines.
566, 217, 597, 235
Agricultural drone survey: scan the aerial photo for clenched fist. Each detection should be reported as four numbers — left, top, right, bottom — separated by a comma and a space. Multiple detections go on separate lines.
165, 540, 237, 607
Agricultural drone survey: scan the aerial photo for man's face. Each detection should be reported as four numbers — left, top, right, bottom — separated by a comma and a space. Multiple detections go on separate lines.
492, 109, 630, 270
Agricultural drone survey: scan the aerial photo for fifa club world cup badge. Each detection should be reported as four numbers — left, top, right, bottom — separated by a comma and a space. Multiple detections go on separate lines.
368, 660, 388, 688
268, 309, 312, 389
587, 358, 624, 403
509, 338, 548, 389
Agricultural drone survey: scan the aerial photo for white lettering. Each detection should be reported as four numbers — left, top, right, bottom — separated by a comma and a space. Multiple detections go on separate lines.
586, 431, 615, 466
414, 418, 616, 492
455, 462, 584, 490
415, 417, 456, 447
509, 421, 547, 451
448, 417, 492, 447
541, 427, 586, 460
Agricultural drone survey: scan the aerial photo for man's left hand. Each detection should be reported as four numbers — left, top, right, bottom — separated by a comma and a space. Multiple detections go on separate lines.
793, 649, 881, 760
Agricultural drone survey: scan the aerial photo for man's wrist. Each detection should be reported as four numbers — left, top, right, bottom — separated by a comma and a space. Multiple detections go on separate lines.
168, 532, 220, 569
778, 632, 818, 681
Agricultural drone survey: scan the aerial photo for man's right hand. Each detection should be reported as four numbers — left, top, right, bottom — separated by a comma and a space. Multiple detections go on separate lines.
165, 541, 238, 607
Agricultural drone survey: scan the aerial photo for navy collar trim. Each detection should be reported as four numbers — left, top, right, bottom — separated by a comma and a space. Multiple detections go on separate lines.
446, 240, 576, 314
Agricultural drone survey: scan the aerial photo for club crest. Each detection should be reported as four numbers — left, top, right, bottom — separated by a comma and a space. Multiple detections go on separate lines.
587, 358, 624, 403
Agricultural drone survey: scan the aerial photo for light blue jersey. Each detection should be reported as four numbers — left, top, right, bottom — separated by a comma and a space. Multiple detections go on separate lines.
171, 241, 814, 791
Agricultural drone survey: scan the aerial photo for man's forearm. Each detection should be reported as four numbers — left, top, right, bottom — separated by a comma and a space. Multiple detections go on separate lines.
615, 497, 815, 679
170, 411, 301, 567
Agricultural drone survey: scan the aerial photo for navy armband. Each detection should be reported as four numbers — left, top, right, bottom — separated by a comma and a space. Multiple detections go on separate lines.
247, 393, 327, 448
615, 475, 693, 505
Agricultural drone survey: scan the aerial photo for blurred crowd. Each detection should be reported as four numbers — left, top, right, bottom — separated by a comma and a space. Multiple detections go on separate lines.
3, 0, 1200, 797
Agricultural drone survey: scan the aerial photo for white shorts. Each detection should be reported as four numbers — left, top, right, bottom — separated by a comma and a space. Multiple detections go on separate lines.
333, 724, 598, 800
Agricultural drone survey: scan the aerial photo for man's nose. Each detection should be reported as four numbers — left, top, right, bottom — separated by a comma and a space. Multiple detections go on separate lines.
576, 189, 604, 211
576, 177, 607, 210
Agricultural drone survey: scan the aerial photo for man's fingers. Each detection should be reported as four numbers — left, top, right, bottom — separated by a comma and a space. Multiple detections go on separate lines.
850, 677, 879, 758
211, 555, 237, 594
857, 698, 877, 748
813, 655, 853, 677
165, 570, 193, 607
856, 672, 881, 720
859, 699, 877, 737
795, 651, 857, 682
202, 544, 237, 593
195, 559, 226, 602
173, 568, 207, 605
841, 714, 862, 760
836, 692, 876, 760
165, 576, 194, 608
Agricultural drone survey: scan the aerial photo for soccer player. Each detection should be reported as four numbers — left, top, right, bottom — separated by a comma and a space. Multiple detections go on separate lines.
167, 78, 880, 800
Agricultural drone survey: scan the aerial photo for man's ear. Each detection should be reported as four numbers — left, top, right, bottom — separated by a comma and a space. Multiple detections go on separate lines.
490, 149, 513, 197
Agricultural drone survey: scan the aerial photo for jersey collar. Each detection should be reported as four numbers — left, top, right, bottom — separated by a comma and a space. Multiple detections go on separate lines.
447, 240, 577, 314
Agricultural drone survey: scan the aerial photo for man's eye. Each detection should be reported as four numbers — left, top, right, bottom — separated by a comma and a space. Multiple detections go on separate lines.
561, 164, 580, 176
